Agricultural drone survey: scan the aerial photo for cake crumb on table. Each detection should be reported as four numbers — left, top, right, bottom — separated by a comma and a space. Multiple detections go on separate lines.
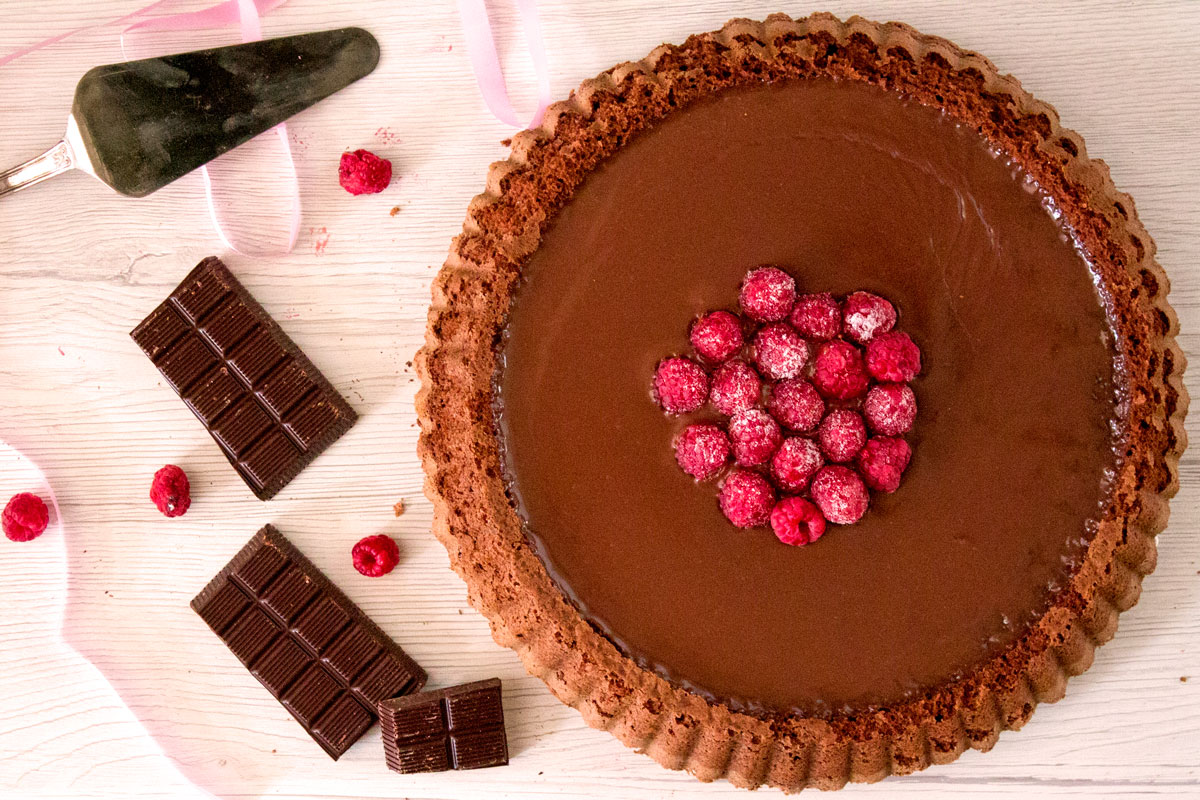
393, 498, 406, 517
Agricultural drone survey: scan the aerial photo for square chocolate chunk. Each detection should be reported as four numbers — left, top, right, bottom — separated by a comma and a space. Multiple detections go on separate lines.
378, 678, 508, 773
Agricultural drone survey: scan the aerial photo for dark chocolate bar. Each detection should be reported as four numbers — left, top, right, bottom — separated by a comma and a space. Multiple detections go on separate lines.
192, 525, 426, 759
378, 678, 508, 773
131, 256, 356, 500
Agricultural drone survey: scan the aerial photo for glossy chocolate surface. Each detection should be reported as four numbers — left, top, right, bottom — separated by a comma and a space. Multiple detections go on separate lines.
497, 80, 1118, 714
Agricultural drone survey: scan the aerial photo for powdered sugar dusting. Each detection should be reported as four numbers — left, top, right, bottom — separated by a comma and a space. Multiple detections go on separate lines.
739, 267, 796, 322
728, 408, 782, 466
770, 437, 824, 493
817, 410, 867, 463
810, 466, 869, 524
719, 469, 775, 528
710, 360, 762, 416
674, 424, 731, 481
864, 383, 917, 435
753, 323, 810, 380
842, 292, 897, 344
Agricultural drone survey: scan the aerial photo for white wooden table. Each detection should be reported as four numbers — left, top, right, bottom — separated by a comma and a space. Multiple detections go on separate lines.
1, 1, 1197, 798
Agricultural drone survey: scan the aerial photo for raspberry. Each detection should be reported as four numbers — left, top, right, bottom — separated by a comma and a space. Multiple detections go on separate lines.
817, 409, 867, 463
769, 437, 824, 493
810, 466, 870, 525
690, 311, 744, 363
766, 377, 824, 432
718, 469, 775, 528
753, 323, 810, 381
842, 291, 897, 344
770, 497, 827, 546
856, 436, 913, 493
674, 424, 731, 481
709, 359, 761, 416
812, 340, 870, 400
866, 331, 922, 382
739, 266, 796, 322
728, 408, 782, 466
654, 356, 709, 414
352, 534, 401, 577
864, 383, 917, 435
789, 292, 841, 340
339, 149, 393, 195
3, 493, 49, 542
150, 464, 191, 518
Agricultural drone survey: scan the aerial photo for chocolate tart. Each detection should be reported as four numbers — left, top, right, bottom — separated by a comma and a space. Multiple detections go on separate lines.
416, 13, 1187, 790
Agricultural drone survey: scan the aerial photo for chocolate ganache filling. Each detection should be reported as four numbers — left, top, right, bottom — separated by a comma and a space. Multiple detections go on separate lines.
496, 78, 1119, 715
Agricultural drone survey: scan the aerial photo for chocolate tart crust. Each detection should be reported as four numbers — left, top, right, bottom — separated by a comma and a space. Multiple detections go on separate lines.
416, 13, 1188, 791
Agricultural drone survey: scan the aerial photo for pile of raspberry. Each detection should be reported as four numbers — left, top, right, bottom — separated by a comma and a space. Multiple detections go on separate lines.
653, 266, 922, 547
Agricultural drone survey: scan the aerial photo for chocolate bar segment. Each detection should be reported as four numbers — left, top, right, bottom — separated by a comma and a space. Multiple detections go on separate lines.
131, 257, 356, 500
192, 526, 426, 759
379, 678, 508, 773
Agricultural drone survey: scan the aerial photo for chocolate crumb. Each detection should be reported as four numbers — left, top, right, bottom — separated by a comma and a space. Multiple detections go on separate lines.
1182, 676, 1189, 683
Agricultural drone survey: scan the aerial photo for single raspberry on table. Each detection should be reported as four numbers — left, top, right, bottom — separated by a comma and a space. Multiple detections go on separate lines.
728, 408, 782, 466
654, 356, 709, 414
842, 291, 897, 344
738, 267, 796, 322
352, 534, 401, 577
674, 424, 731, 481
864, 383, 917, 436
767, 377, 824, 432
719, 469, 775, 528
690, 311, 744, 363
709, 359, 761, 416
753, 323, 810, 381
856, 436, 913, 492
866, 331, 922, 382
770, 497, 827, 546
769, 437, 824, 493
3, 493, 49, 542
150, 464, 191, 517
339, 149, 393, 195
789, 292, 842, 341
817, 409, 867, 463
810, 466, 870, 525
812, 340, 870, 400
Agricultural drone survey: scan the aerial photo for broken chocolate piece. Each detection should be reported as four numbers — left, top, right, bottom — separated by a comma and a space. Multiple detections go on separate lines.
379, 678, 508, 772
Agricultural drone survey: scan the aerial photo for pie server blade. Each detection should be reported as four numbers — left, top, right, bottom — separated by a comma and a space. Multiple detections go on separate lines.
0, 27, 379, 198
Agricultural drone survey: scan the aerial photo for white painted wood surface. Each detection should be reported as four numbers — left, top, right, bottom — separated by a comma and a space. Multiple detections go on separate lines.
1, 1, 1198, 798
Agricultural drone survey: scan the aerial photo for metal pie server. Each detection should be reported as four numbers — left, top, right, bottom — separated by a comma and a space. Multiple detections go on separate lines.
0, 27, 379, 198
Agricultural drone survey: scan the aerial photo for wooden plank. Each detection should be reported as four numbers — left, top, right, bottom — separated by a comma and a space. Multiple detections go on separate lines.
0, 1, 1197, 797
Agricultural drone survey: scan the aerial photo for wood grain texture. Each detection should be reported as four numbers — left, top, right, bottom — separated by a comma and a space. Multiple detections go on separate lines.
0, 1, 1197, 798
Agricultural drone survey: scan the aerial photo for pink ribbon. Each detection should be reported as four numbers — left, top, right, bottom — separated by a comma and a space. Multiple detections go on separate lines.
1, 0, 299, 256
120, 0, 300, 256
124, 0, 282, 36
0, 0, 181, 68
457, 0, 551, 129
